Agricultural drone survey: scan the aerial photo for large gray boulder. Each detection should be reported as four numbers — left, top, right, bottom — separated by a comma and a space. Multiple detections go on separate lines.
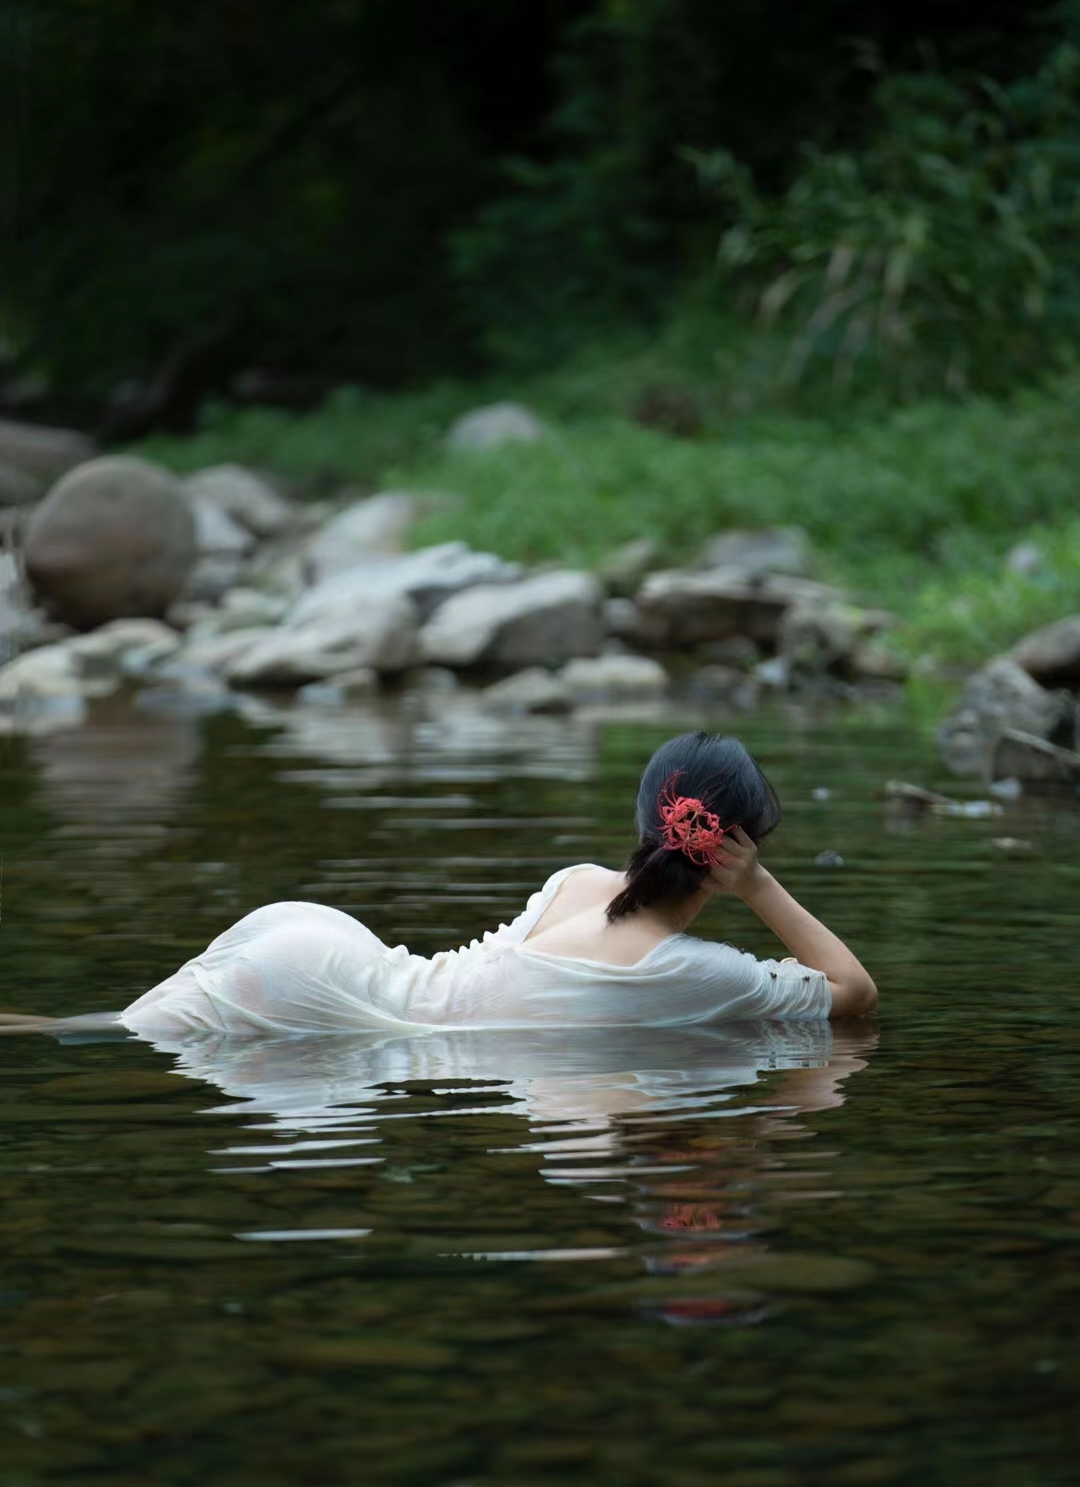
226, 594, 418, 686
24, 456, 196, 629
182, 493, 256, 602
293, 543, 520, 627
0, 418, 94, 483
560, 653, 669, 703
182, 464, 296, 540
445, 402, 546, 452
1009, 615, 1080, 687
305, 493, 418, 581
938, 657, 1075, 777
634, 570, 838, 650
420, 571, 604, 669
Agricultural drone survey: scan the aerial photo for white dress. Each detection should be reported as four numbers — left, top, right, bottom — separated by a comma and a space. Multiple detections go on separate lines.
120, 863, 832, 1039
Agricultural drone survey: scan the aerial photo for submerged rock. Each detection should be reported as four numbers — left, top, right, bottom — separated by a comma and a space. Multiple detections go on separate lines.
560, 653, 669, 703
480, 667, 571, 715
420, 570, 604, 669
25, 456, 196, 628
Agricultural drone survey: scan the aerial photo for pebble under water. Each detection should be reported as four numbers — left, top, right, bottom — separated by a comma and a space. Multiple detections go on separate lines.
1, 693, 1078, 1487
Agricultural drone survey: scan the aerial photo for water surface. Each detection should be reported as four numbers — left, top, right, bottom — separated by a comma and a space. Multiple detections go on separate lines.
1, 693, 1077, 1486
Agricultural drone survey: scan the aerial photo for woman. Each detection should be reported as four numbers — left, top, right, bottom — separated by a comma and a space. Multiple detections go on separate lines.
5, 733, 877, 1039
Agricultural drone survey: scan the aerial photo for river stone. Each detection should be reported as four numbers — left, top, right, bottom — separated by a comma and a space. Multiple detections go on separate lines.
183, 496, 256, 602
560, 653, 669, 702
698, 526, 811, 579
1009, 615, 1080, 687
305, 493, 418, 580
778, 602, 892, 678
182, 464, 295, 539
480, 667, 571, 715
226, 594, 418, 686
991, 729, 1080, 789
24, 456, 196, 629
597, 537, 660, 597
420, 570, 604, 669
0, 417, 94, 482
635, 570, 838, 650
293, 543, 520, 628
938, 657, 1075, 777
445, 401, 546, 451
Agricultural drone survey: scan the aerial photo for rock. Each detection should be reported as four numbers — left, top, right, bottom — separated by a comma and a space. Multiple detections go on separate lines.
293, 543, 520, 628
297, 667, 380, 705
70, 618, 181, 678
851, 641, 909, 682
0, 636, 115, 734
882, 780, 1002, 818
991, 729, 1080, 790
1005, 541, 1043, 577
24, 456, 196, 629
445, 402, 546, 452
183, 497, 256, 602
182, 464, 295, 539
938, 657, 1076, 777
560, 654, 669, 703
1009, 615, 1080, 687
218, 588, 290, 628
698, 527, 810, 579
170, 626, 277, 676
603, 596, 642, 641
688, 664, 760, 709
226, 595, 418, 686
597, 537, 660, 597
0, 417, 94, 483
420, 570, 604, 669
634, 570, 838, 650
305, 493, 418, 580
778, 602, 893, 679
0, 458, 42, 508
480, 667, 571, 715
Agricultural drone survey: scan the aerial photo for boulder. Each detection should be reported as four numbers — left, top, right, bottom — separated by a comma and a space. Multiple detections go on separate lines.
688, 664, 760, 710
293, 543, 520, 628
991, 729, 1080, 790
634, 570, 838, 650
24, 456, 196, 629
480, 667, 571, 715
597, 537, 661, 597
445, 402, 546, 452
778, 602, 893, 678
560, 654, 669, 703
1009, 615, 1080, 687
0, 458, 42, 508
183, 496, 256, 602
226, 595, 418, 687
0, 417, 94, 483
305, 493, 418, 580
938, 657, 1075, 777
698, 527, 811, 579
420, 570, 604, 669
182, 464, 296, 539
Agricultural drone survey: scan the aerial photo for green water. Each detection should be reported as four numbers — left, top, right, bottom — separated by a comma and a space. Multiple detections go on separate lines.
1, 694, 1078, 1487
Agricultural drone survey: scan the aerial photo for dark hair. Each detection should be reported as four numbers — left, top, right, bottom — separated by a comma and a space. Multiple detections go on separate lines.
606, 733, 781, 923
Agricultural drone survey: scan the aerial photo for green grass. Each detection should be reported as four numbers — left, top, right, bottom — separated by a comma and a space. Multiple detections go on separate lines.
133, 320, 1080, 672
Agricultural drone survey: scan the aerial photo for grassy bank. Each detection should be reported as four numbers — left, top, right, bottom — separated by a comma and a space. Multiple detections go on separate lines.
136, 328, 1080, 672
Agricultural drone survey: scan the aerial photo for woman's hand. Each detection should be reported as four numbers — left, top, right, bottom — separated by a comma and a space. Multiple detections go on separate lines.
709, 826, 768, 900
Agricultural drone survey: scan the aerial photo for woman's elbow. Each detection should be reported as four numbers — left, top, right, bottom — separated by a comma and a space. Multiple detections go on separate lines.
828, 974, 878, 1018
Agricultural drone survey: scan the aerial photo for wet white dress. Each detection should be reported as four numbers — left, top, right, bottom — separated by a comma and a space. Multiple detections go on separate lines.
120, 863, 831, 1039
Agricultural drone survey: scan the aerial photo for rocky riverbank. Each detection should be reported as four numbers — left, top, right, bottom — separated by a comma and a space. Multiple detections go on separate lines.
1, 406, 1078, 795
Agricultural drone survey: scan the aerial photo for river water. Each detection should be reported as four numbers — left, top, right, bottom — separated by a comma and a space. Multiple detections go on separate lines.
1, 692, 1077, 1486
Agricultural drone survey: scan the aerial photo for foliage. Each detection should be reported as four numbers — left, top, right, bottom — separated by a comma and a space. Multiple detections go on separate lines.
692, 43, 1080, 396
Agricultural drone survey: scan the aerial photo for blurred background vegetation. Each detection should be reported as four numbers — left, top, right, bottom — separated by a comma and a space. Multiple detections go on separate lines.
5, 0, 1080, 663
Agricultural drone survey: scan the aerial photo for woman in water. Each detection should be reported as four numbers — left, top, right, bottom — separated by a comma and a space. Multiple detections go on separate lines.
3, 733, 876, 1038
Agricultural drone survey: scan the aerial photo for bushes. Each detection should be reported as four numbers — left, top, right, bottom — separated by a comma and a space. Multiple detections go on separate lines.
692, 44, 1080, 398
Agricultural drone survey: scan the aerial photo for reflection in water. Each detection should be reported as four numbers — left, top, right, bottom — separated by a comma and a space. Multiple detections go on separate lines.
147, 1021, 875, 1320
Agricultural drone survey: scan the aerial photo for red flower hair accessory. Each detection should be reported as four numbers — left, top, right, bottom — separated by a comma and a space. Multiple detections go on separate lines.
657, 777, 726, 867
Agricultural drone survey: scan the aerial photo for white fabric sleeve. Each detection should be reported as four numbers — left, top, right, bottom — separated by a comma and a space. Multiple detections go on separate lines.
679, 939, 832, 1022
